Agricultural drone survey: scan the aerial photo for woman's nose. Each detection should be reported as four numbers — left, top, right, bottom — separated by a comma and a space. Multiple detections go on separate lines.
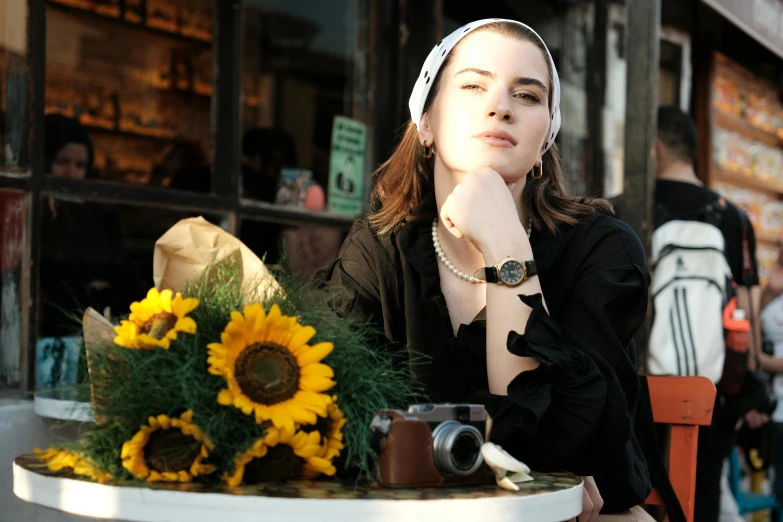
487, 92, 514, 121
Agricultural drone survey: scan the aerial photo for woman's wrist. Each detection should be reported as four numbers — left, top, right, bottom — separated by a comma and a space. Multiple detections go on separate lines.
482, 227, 532, 266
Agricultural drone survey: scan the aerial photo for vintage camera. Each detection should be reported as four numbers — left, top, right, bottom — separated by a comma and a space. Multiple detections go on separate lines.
370, 403, 489, 487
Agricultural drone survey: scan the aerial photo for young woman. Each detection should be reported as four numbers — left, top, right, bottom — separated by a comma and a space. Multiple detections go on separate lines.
321, 19, 652, 521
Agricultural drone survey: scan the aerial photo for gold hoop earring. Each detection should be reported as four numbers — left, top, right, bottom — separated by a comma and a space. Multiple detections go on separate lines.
532, 160, 543, 179
423, 140, 434, 159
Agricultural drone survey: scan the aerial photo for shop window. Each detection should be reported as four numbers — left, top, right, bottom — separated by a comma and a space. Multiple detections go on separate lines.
0, 1, 31, 175
44, 0, 213, 190
240, 0, 368, 218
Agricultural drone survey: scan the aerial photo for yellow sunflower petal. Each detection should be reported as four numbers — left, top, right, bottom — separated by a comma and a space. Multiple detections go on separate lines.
217, 389, 234, 406
296, 342, 334, 366
174, 317, 197, 335
267, 304, 282, 323
288, 326, 317, 351
307, 457, 337, 476
268, 410, 296, 434
299, 375, 336, 393
159, 289, 173, 313
172, 295, 199, 317
299, 363, 334, 379
230, 310, 246, 328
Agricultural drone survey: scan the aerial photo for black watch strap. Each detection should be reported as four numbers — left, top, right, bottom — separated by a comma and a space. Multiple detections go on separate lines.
524, 260, 538, 278
484, 267, 499, 283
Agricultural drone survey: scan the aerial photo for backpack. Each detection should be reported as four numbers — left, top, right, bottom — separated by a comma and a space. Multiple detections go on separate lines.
648, 196, 753, 393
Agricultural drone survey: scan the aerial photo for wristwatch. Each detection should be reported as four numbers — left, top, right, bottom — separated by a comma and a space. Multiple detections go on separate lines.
474, 258, 537, 286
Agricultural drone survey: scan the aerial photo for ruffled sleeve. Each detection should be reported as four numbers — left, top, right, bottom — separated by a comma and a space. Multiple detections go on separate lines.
480, 234, 650, 477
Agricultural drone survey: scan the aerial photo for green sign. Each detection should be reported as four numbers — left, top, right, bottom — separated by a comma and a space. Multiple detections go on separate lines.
328, 116, 367, 216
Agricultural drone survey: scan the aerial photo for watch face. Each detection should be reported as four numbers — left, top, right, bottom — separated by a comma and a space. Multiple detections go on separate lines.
499, 260, 525, 285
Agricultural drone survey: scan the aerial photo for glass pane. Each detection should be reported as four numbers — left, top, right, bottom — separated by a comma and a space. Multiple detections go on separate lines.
659, 40, 682, 108
0, 189, 27, 389
239, 218, 346, 280
0, 1, 30, 175
241, 0, 369, 217
44, 0, 213, 190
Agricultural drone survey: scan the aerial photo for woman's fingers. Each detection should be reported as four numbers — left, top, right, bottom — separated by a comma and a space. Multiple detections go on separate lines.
582, 476, 603, 522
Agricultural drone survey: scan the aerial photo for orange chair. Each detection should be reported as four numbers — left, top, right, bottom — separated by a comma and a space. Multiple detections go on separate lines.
644, 376, 716, 522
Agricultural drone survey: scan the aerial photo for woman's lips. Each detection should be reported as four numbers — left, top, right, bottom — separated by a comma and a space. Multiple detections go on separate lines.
474, 130, 517, 148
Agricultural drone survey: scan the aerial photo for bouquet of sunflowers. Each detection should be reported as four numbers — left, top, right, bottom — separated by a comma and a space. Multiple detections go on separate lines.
34, 217, 420, 488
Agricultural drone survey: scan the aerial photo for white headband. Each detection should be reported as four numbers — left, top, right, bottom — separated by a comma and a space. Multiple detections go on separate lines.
408, 18, 562, 154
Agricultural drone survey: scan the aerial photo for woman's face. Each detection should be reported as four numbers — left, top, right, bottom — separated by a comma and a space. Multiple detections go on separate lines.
421, 31, 551, 185
51, 143, 89, 180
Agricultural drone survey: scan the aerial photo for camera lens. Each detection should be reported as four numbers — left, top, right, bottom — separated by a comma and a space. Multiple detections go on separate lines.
432, 421, 484, 476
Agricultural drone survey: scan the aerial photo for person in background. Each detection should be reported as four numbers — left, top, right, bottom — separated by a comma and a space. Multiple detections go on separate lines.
46, 113, 93, 181
150, 142, 210, 192
40, 114, 140, 339
652, 106, 767, 522
756, 238, 783, 499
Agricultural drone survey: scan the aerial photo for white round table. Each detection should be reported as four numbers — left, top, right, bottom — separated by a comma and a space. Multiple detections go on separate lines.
33, 385, 94, 422
13, 454, 583, 522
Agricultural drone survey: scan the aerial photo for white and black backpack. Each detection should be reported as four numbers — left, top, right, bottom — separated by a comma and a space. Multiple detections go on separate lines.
648, 196, 752, 387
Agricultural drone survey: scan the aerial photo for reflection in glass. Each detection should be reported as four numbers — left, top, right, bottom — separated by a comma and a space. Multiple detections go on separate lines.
0, 1, 30, 174
241, 0, 362, 209
44, 0, 213, 189
0, 189, 27, 387
241, 218, 346, 281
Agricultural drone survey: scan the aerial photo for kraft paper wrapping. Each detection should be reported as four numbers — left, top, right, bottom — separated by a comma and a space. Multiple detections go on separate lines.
153, 216, 281, 302
82, 307, 119, 425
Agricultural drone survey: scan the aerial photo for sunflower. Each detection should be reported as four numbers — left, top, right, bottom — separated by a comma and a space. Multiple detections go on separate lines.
207, 303, 336, 434
224, 426, 335, 486
114, 288, 199, 350
300, 398, 346, 479
121, 410, 215, 483
302, 395, 346, 460
34, 447, 112, 483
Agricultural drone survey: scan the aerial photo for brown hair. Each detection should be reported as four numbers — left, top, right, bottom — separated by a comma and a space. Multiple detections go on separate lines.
369, 22, 612, 236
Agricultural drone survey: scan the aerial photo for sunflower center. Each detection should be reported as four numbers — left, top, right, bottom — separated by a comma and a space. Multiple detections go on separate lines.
140, 313, 177, 340
242, 446, 303, 483
144, 429, 202, 473
235, 342, 300, 405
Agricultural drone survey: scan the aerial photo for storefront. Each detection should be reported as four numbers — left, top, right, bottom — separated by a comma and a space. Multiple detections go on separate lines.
688, 0, 783, 287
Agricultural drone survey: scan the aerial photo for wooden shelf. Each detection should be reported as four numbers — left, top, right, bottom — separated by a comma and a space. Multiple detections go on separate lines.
86, 124, 184, 145
756, 230, 781, 244
713, 110, 783, 149
713, 168, 783, 196
48, 2, 212, 48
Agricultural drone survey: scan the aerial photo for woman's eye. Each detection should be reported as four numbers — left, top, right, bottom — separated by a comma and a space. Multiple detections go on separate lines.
515, 92, 541, 103
462, 84, 484, 92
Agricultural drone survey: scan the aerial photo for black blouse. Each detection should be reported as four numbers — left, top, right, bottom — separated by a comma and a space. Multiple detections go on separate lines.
319, 194, 652, 513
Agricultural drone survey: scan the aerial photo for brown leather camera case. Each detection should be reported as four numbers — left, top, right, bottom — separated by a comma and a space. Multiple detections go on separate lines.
377, 411, 489, 488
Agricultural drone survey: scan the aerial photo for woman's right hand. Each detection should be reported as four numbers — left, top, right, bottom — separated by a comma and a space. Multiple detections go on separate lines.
569, 475, 603, 522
